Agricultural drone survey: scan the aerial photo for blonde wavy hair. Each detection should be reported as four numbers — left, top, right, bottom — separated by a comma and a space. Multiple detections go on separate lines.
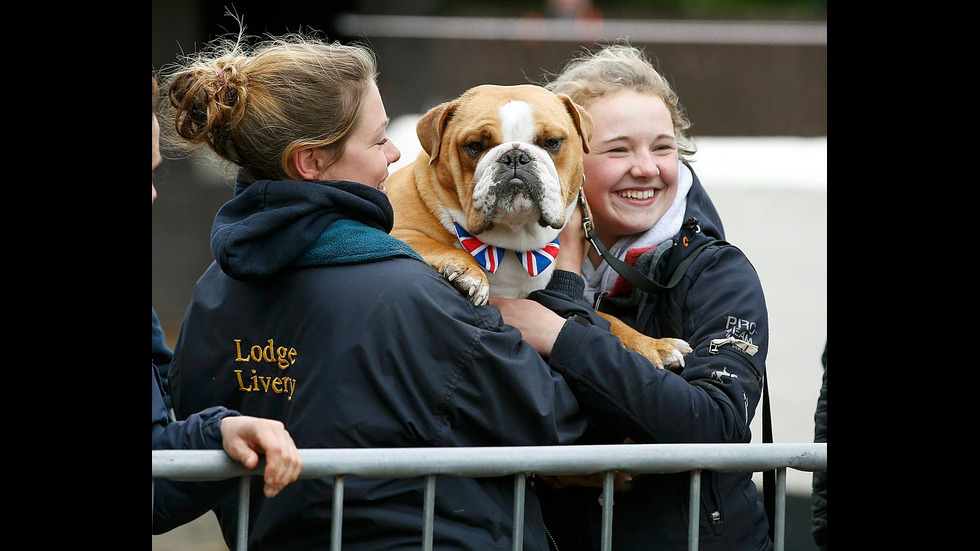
543, 43, 696, 160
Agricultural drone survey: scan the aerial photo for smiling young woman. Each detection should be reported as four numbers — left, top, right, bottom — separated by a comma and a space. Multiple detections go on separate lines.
487, 43, 775, 551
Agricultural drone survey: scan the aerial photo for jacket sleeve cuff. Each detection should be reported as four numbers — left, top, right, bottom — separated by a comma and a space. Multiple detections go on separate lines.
546, 269, 587, 302
550, 316, 591, 370
196, 406, 241, 450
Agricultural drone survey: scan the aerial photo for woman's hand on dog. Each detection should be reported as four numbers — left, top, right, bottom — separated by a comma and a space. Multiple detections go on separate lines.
489, 296, 565, 357
556, 204, 589, 274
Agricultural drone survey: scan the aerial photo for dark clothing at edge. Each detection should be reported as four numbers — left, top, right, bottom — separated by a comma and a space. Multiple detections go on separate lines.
538, 163, 773, 551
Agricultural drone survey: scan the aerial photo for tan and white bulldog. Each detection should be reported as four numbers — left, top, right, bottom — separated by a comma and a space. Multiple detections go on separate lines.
387, 84, 690, 369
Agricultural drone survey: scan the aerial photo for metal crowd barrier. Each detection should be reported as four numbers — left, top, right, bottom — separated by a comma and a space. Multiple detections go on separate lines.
153, 442, 827, 551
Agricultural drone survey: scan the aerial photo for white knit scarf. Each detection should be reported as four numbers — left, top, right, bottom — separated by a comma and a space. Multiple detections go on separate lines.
582, 160, 693, 301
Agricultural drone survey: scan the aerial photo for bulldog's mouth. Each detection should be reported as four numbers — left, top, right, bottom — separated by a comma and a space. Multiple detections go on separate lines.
493, 176, 539, 210
479, 175, 557, 226
483, 149, 547, 213
470, 144, 567, 234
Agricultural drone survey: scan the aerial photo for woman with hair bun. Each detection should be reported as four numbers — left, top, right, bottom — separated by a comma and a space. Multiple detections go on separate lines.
152, 74, 302, 536
159, 28, 597, 551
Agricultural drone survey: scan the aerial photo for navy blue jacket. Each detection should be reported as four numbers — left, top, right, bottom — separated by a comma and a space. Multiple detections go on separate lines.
811, 343, 827, 549
170, 177, 619, 550
152, 361, 239, 534
539, 164, 774, 551
152, 307, 174, 409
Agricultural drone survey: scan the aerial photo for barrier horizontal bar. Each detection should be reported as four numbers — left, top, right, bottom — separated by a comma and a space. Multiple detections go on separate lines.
153, 442, 826, 481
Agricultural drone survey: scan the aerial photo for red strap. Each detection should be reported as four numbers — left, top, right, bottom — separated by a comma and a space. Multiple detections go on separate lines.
607, 246, 657, 297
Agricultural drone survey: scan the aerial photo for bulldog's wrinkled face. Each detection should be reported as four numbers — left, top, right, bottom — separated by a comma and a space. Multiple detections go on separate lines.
470, 98, 566, 232
417, 84, 592, 250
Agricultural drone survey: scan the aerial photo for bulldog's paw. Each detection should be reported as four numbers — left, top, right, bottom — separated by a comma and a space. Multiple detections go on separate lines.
442, 263, 491, 306
637, 338, 693, 371
658, 338, 693, 372
601, 312, 692, 371
622, 334, 692, 371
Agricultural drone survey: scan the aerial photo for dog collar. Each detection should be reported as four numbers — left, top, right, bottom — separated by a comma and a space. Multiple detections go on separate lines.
452, 220, 559, 277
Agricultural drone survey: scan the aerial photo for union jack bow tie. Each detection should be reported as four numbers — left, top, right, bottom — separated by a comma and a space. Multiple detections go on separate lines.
453, 221, 560, 277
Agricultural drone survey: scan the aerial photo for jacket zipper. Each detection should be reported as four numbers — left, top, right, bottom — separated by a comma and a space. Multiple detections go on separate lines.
544, 522, 560, 551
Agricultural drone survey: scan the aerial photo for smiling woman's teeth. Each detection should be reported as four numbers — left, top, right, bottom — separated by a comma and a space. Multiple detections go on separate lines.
617, 189, 655, 200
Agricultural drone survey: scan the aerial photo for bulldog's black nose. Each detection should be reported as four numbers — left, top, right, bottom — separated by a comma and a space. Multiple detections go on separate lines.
499, 148, 531, 170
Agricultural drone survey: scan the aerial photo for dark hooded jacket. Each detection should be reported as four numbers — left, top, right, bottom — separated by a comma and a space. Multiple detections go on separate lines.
811, 343, 827, 549
152, 307, 174, 408
538, 164, 774, 551
170, 176, 620, 550
152, 361, 240, 534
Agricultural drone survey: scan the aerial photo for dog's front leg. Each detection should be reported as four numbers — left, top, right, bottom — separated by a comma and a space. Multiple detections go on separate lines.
399, 231, 492, 306
599, 312, 692, 370
432, 248, 492, 306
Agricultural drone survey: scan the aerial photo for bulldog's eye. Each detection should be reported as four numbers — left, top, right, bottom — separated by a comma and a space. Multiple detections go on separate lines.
463, 141, 487, 158
539, 137, 564, 153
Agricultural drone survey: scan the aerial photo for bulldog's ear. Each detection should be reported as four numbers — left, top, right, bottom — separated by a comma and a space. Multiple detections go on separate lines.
416, 100, 458, 165
558, 94, 593, 154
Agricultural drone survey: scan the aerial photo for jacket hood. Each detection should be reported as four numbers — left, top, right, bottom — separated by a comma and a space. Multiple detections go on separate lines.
211, 172, 395, 281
